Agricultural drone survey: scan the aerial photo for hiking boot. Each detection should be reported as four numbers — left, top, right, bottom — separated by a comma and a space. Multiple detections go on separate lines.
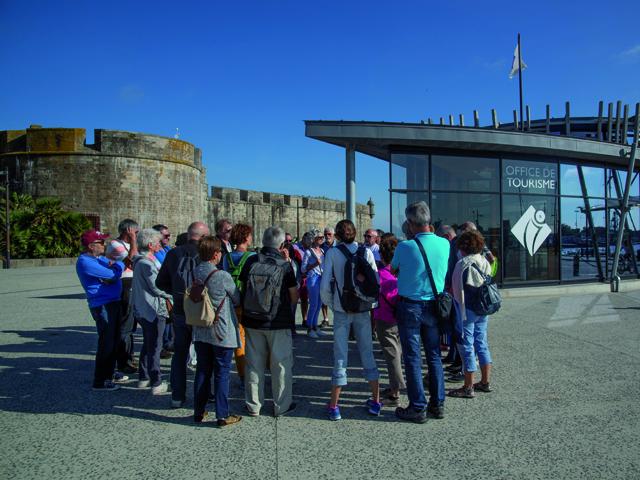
92, 380, 120, 391
217, 415, 242, 427
473, 382, 492, 393
395, 405, 427, 424
426, 405, 445, 419
327, 405, 342, 421
447, 386, 475, 398
151, 382, 169, 395
366, 398, 383, 416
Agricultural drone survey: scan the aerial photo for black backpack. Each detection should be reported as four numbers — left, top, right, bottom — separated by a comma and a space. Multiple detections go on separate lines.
464, 264, 502, 316
243, 254, 287, 321
336, 244, 380, 313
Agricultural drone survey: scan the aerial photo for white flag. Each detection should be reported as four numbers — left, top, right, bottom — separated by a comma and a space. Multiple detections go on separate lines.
509, 44, 527, 79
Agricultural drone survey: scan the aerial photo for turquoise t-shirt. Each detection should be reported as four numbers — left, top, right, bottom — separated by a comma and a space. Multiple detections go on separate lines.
391, 232, 450, 301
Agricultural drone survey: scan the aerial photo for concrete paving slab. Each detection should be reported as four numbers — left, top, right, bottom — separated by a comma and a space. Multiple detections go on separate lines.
1, 266, 639, 479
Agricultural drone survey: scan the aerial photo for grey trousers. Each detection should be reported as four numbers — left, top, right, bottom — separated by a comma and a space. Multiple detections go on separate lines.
244, 328, 293, 416
375, 321, 406, 392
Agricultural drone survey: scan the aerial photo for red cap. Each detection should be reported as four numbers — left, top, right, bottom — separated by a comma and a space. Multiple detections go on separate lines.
81, 230, 110, 247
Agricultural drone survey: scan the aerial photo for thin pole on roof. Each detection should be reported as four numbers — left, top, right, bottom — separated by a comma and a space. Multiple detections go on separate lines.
596, 101, 604, 141
491, 109, 499, 129
473, 110, 480, 128
607, 102, 613, 142
459, 114, 464, 126
526, 105, 531, 131
622, 104, 629, 144
545, 105, 551, 133
565, 102, 571, 136
517, 33, 524, 130
513, 110, 519, 130
610, 103, 640, 292
427, 118, 432, 125
448, 115, 454, 126
439, 117, 445, 125
615, 101, 622, 143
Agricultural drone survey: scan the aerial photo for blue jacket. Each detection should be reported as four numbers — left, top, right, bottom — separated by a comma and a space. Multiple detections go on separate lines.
76, 254, 125, 308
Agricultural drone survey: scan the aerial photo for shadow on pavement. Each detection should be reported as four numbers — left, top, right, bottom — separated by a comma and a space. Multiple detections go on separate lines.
0, 324, 396, 424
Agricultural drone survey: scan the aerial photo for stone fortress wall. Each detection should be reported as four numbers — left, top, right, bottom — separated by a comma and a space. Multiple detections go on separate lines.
0, 126, 374, 244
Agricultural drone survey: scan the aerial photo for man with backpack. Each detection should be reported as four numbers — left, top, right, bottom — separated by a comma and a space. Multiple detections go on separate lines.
319, 219, 381, 421
156, 221, 210, 408
391, 201, 450, 424
239, 226, 298, 417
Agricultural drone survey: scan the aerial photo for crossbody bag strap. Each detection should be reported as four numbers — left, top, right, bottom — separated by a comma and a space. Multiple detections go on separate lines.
413, 238, 440, 296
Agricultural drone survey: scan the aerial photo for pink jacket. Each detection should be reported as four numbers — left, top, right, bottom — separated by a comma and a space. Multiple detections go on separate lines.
373, 265, 398, 324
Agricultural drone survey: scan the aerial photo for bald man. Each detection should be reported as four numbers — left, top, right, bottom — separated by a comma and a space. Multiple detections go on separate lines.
156, 221, 210, 408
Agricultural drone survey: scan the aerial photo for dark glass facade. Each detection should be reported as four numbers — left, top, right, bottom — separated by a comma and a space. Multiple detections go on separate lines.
389, 153, 640, 285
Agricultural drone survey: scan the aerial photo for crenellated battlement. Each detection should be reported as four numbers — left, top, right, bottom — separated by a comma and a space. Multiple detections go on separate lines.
0, 126, 202, 170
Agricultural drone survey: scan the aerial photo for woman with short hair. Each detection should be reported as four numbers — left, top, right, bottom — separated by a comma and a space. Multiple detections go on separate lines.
447, 230, 493, 399
131, 228, 173, 395
192, 236, 243, 426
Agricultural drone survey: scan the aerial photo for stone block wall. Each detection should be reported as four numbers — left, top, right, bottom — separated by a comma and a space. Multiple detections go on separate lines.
208, 186, 374, 244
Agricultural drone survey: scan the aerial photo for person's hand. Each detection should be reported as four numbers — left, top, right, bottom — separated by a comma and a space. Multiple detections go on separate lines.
126, 227, 137, 243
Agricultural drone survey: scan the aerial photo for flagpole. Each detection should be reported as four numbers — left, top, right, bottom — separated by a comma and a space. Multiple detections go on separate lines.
518, 33, 524, 131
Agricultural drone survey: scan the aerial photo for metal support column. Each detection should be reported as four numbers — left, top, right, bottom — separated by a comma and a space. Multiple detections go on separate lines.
611, 103, 640, 292
346, 145, 356, 222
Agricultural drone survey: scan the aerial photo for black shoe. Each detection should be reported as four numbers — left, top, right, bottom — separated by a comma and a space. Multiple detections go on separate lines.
445, 372, 465, 383
427, 405, 445, 419
395, 405, 427, 424
445, 363, 461, 373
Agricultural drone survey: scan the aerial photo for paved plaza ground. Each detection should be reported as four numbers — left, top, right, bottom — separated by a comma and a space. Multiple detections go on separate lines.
1, 266, 639, 480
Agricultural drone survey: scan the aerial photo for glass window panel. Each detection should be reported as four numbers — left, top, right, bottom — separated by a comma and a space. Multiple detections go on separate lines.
390, 191, 430, 239
560, 197, 606, 281
560, 164, 605, 197
432, 155, 499, 192
606, 168, 639, 199
431, 192, 501, 281
503, 194, 559, 282
390, 154, 428, 190
605, 201, 640, 277
503, 159, 558, 195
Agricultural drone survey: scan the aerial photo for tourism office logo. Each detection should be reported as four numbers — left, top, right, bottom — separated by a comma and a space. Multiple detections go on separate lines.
511, 205, 552, 256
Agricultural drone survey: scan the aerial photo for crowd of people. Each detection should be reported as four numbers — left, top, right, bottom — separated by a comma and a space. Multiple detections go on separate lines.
75, 201, 498, 426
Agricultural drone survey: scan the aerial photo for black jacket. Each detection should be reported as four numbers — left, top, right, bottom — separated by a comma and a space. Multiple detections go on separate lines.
156, 240, 199, 315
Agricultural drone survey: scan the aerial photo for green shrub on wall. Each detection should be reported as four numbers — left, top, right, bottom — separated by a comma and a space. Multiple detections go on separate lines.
0, 190, 91, 259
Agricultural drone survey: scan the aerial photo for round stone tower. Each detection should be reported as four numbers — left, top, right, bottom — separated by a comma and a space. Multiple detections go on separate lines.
0, 126, 209, 236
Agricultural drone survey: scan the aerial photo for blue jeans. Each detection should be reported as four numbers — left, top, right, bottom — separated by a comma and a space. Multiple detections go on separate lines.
332, 311, 379, 387
170, 313, 192, 402
89, 301, 121, 387
193, 342, 234, 420
396, 301, 445, 411
138, 316, 166, 387
455, 302, 492, 373
306, 273, 322, 329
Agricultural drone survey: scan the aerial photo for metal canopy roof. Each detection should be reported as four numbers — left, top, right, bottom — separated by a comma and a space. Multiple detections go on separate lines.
304, 120, 637, 168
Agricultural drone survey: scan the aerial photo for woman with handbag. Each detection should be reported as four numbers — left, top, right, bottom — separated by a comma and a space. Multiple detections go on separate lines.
192, 236, 243, 426
447, 229, 493, 399
373, 233, 406, 406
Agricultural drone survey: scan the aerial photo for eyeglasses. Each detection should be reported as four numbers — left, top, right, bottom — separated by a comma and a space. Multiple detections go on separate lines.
325, 233, 333, 236
364, 234, 373, 239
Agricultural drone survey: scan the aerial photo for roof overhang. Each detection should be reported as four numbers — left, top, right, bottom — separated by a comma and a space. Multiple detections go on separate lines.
305, 121, 636, 168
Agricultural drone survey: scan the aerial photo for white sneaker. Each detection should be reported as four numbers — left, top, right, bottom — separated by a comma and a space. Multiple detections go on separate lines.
315, 329, 329, 337
307, 330, 319, 339
151, 382, 169, 395
137, 380, 150, 389
113, 372, 129, 383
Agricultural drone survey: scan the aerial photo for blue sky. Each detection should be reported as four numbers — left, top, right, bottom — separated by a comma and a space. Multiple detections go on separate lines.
1, 0, 639, 229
